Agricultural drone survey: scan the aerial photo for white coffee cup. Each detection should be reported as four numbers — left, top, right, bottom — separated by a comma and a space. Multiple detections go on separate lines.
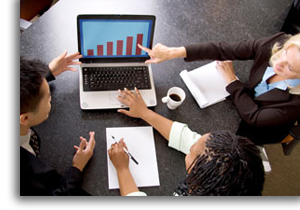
162, 87, 186, 110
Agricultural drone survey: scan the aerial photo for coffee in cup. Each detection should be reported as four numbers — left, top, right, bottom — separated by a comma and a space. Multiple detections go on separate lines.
162, 87, 186, 110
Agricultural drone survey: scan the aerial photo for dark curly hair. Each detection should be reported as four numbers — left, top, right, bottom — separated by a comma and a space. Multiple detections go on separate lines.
174, 130, 265, 196
20, 57, 48, 114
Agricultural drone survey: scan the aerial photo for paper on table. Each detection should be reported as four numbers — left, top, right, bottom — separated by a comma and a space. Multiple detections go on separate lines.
106, 126, 160, 189
180, 61, 230, 108
180, 70, 208, 108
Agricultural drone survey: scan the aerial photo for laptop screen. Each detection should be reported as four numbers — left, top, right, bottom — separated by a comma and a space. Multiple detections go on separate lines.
77, 15, 155, 62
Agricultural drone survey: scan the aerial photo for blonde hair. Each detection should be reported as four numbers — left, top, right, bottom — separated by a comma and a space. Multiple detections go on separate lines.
269, 33, 300, 95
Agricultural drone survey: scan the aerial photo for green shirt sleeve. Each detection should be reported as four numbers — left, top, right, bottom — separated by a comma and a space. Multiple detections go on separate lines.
168, 121, 202, 154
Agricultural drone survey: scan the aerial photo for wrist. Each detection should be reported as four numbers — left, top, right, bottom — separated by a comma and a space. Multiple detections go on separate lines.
227, 76, 238, 85
169, 47, 186, 59
48, 63, 53, 72
116, 166, 130, 176
72, 163, 84, 172
140, 109, 153, 121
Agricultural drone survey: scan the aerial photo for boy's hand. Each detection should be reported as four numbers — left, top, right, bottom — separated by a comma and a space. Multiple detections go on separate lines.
72, 131, 96, 172
48, 51, 82, 76
117, 87, 149, 119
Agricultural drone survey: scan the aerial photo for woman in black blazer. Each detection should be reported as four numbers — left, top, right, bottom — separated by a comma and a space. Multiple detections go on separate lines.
138, 33, 300, 144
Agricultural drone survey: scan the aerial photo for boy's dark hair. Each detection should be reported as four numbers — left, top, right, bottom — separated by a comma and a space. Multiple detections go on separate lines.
175, 130, 265, 196
20, 57, 48, 114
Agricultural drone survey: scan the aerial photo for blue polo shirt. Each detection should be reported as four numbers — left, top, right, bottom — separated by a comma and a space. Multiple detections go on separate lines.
254, 66, 300, 97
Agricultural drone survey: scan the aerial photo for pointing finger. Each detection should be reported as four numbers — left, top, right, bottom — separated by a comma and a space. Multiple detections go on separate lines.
138, 44, 151, 53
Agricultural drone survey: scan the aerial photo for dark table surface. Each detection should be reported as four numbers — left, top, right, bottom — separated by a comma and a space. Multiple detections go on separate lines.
20, 0, 292, 195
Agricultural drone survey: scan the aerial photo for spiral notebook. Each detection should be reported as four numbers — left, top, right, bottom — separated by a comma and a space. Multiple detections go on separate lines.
180, 61, 230, 108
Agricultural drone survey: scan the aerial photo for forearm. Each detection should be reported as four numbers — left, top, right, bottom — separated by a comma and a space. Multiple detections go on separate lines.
184, 33, 286, 62
168, 46, 187, 59
141, 109, 173, 141
184, 41, 256, 62
117, 168, 139, 196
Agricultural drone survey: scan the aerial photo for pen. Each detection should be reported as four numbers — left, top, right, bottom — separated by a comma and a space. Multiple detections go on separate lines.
110, 135, 139, 165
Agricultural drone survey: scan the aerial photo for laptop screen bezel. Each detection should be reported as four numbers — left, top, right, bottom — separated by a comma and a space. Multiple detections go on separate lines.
77, 14, 156, 63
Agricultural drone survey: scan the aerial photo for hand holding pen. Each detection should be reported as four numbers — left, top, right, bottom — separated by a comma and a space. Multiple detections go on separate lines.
108, 137, 139, 172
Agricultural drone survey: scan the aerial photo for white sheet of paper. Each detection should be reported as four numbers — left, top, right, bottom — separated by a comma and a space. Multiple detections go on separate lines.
106, 126, 160, 189
180, 61, 230, 108
180, 70, 208, 108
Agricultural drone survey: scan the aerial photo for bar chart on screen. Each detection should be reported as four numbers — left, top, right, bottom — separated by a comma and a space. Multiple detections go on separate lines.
86, 33, 144, 56
80, 19, 152, 58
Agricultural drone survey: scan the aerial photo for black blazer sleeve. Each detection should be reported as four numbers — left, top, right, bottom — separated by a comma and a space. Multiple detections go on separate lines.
51, 166, 85, 196
20, 148, 88, 196
184, 32, 286, 61
46, 70, 55, 82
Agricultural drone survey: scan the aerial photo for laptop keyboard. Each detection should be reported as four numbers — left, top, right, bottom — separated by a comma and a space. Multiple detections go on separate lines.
82, 66, 151, 91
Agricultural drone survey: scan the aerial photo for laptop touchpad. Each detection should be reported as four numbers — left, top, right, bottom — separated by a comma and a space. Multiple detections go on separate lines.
110, 92, 123, 105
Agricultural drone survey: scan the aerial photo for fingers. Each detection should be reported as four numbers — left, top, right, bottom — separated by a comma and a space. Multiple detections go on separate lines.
87, 131, 96, 150
216, 60, 232, 66
108, 141, 120, 156
57, 51, 82, 61
215, 61, 222, 71
66, 67, 77, 72
75, 131, 96, 151
109, 138, 127, 154
117, 90, 130, 105
117, 94, 126, 104
145, 58, 159, 64
58, 51, 68, 59
216, 61, 236, 84
58, 52, 82, 67
119, 138, 128, 150
124, 88, 134, 97
117, 109, 130, 116
78, 137, 87, 152
70, 61, 82, 65
118, 88, 135, 98
66, 52, 82, 60
117, 88, 134, 105
65, 60, 82, 72
138, 44, 151, 53
216, 60, 228, 70
216, 60, 234, 72
108, 143, 117, 157
134, 87, 141, 98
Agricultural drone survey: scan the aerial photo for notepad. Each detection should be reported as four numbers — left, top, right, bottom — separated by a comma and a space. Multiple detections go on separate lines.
106, 126, 160, 189
180, 61, 230, 108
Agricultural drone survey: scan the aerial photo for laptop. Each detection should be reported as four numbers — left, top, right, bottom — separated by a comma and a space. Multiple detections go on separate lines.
77, 14, 157, 110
